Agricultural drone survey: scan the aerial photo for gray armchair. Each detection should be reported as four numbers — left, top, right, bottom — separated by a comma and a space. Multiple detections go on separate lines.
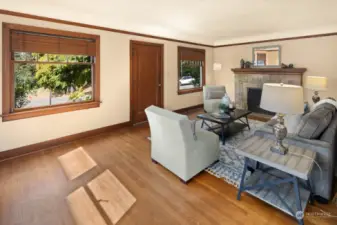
203, 86, 226, 113
145, 105, 219, 182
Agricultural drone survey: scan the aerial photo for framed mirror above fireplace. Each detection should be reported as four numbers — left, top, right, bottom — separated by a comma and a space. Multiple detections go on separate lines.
252, 45, 281, 67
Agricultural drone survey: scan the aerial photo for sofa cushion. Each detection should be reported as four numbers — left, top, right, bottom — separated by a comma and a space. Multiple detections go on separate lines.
297, 103, 336, 139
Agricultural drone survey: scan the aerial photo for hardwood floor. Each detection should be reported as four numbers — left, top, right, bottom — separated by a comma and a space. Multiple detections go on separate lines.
0, 108, 336, 225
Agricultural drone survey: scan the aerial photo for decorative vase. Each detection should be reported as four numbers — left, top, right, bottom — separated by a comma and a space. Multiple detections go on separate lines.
240, 59, 245, 69
304, 101, 309, 114
219, 103, 229, 114
219, 94, 231, 113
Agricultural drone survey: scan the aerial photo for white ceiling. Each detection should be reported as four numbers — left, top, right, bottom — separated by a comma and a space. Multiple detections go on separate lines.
2, 0, 337, 45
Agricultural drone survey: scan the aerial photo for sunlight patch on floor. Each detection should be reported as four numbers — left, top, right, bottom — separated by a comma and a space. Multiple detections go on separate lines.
58, 147, 97, 180
67, 187, 107, 225
88, 170, 136, 224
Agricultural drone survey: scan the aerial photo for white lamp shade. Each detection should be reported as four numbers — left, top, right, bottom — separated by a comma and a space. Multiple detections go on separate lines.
304, 76, 327, 91
260, 83, 304, 115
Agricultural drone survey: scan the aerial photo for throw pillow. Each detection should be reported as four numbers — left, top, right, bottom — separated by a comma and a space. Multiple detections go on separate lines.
312, 98, 337, 110
297, 103, 336, 139
284, 114, 302, 134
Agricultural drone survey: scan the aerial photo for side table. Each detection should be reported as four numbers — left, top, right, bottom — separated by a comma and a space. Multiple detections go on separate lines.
236, 135, 316, 225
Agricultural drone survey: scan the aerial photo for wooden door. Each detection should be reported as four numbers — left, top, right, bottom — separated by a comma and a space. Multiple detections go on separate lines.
130, 41, 163, 124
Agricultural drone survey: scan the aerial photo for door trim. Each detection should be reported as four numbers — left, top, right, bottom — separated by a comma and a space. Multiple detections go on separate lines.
130, 40, 164, 124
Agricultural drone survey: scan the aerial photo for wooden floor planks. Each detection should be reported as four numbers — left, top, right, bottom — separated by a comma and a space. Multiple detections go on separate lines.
0, 108, 336, 225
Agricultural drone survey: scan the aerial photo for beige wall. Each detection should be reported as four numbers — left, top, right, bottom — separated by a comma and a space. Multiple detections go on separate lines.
214, 36, 337, 105
0, 14, 214, 152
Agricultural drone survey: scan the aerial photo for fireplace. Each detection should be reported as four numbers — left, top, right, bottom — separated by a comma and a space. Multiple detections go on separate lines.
247, 87, 274, 115
233, 73, 303, 113
231, 68, 306, 119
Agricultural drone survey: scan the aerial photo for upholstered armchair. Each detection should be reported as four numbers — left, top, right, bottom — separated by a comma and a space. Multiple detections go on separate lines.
203, 85, 226, 113
145, 105, 219, 183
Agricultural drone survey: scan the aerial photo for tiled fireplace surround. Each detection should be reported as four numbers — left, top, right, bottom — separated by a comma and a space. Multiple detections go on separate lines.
234, 73, 302, 110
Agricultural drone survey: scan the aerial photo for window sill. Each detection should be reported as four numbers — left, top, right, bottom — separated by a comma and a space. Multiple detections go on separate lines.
2, 101, 100, 122
177, 88, 203, 95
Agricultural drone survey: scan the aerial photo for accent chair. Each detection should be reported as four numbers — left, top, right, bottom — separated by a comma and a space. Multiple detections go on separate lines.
145, 105, 219, 183
203, 85, 226, 113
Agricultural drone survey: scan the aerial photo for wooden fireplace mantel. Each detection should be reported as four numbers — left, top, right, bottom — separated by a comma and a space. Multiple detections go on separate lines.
231, 68, 307, 75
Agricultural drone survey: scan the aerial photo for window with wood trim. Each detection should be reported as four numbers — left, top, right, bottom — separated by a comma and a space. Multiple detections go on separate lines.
178, 46, 205, 95
2, 23, 100, 121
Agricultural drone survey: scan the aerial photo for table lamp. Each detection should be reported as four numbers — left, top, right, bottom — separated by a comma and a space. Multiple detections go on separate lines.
260, 83, 304, 155
304, 76, 327, 103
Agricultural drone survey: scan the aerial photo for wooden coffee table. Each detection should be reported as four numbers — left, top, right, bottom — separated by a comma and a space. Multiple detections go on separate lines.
197, 109, 252, 144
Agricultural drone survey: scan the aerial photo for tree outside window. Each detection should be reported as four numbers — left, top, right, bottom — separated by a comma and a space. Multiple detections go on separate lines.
14, 53, 93, 109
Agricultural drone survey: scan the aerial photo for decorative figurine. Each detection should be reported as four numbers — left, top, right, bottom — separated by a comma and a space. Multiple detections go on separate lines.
281, 63, 294, 68
240, 59, 245, 69
304, 101, 309, 114
244, 61, 251, 68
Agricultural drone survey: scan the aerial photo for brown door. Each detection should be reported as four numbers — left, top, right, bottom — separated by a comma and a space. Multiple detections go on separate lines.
130, 41, 163, 124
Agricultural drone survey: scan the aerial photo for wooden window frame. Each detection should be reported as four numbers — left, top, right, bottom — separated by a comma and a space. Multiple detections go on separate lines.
177, 46, 206, 95
2, 23, 100, 122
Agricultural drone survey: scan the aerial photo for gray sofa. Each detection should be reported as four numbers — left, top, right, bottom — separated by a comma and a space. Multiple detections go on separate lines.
254, 113, 337, 201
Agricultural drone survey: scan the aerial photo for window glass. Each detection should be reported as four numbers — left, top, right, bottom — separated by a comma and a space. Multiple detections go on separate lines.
13, 53, 93, 109
179, 60, 203, 91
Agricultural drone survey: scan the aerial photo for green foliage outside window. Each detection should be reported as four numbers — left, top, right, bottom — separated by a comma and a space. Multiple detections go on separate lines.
14, 63, 37, 108
180, 60, 202, 87
14, 53, 93, 109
